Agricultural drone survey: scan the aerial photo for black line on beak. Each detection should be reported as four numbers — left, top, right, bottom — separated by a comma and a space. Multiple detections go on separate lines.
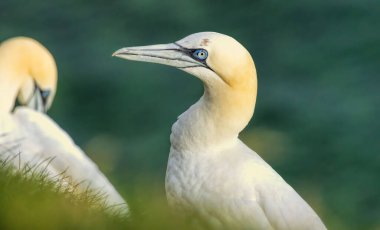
118, 51, 200, 64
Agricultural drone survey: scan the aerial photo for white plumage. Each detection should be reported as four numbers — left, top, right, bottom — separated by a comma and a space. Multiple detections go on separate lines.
0, 37, 129, 216
114, 32, 327, 229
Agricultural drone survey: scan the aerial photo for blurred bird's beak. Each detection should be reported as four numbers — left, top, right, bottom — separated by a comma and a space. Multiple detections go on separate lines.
26, 85, 51, 113
26, 88, 45, 113
112, 43, 205, 69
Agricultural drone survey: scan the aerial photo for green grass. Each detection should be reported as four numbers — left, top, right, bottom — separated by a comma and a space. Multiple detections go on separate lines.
0, 157, 125, 230
0, 157, 202, 230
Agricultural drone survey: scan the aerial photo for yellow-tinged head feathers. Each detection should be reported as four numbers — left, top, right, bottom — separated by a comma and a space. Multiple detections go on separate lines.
176, 32, 257, 90
204, 34, 256, 90
0, 37, 57, 112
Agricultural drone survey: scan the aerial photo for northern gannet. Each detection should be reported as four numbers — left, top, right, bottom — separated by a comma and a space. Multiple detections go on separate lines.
0, 37, 129, 216
114, 32, 326, 229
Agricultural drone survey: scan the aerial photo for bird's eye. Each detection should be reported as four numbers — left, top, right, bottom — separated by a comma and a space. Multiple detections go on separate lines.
40, 90, 51, 99
193, 49, 208, 61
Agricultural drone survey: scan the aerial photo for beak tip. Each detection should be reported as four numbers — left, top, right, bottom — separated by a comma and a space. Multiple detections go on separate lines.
112, 48, 126, 57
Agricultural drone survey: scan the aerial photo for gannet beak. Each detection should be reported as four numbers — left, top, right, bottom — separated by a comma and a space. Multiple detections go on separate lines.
25, 85, 51, 113
113, 43, 206, 69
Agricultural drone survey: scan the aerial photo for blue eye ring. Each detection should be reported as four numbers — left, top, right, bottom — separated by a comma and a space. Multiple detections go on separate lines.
40, 89, 51, 99
193, 49, 208, 61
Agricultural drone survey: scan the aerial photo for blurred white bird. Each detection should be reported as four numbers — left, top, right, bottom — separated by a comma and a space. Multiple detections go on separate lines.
114, 32, 326, 229
0, 37, 129, 216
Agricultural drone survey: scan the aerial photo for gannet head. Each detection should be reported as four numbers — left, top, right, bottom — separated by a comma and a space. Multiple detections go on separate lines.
0, 37, 57, 112
113, 32, 256, 89
114, 32, 257, 135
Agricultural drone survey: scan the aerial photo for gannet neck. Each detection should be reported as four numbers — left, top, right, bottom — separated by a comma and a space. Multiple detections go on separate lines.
0, 37, 57, 112
171, 68, 257, 151
0, 69, 21, 112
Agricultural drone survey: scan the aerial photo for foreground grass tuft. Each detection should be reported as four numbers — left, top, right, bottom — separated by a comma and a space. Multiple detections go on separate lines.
0, 158, 128, 230
0, 157, 203, 230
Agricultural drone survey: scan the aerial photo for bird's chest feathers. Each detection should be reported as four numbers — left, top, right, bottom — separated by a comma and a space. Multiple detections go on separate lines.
165, 144, 252, 212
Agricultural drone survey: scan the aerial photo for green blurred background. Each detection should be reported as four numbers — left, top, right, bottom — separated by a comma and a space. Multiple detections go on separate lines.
1, 0, 379, 229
